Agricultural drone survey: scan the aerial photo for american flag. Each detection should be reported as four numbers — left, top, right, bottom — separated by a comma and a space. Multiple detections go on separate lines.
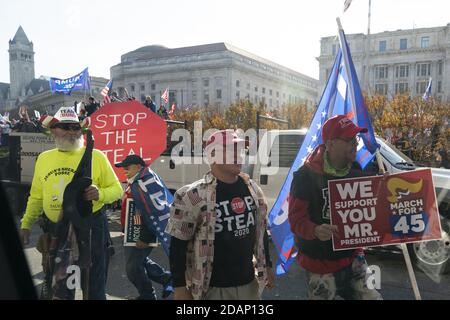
187, 188, 202, 206
161, 88, 169, 104
101, 80, 113, 104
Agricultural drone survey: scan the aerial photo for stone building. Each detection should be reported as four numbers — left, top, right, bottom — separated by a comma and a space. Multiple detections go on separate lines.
111, 43, 318, 111
318, 23, 450, 101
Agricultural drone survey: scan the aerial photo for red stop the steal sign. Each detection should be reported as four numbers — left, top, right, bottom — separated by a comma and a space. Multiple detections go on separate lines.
90, 101, 167, 181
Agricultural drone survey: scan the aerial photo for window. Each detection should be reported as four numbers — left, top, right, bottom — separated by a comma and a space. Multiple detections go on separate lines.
236, 80, 240, 87
246, 83, 250, 90
269, 89, 272, 96
269, 99, 273, 107
416, 82, 428, 94
236, 91, 240, 100
276, 91, 279, 98
130, 85, 135, 92
262, 87, 266, 94
203, 79, 209, 87
151, 84, 156, 90
140, 84, 145, 91
375, 65, 388, 79
400, 39, 407, 50
140, 94, 146, 102
416, 63, 431, 77
254, 86, 258, 92
395, 83, 409, 94
375, 84, 388, 95
438, 81, 442, 93
192, 90, 197, 101
438, 61, 443, 76
204, 90, 209, 105
421, 36, 430, 48
216, 89, 222, 99
395, 65, 409, 78
379, 40, 387, 52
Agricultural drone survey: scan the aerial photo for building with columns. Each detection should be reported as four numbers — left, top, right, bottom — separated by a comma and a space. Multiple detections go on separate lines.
318, 23, 450, 101
111, 43, 318, 110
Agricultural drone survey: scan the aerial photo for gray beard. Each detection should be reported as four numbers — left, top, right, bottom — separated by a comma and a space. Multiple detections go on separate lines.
55, 135, 84, 151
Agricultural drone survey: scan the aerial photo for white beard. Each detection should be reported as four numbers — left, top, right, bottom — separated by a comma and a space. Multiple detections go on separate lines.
55, 134, 84, 151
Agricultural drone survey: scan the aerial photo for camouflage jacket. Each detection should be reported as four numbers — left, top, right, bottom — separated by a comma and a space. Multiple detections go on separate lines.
166, 171, 269, 300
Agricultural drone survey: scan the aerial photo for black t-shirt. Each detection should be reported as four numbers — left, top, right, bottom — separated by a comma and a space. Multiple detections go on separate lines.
209, 176, 257, 287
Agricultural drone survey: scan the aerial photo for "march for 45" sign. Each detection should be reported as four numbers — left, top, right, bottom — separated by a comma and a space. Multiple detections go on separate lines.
329, 169, 442, 251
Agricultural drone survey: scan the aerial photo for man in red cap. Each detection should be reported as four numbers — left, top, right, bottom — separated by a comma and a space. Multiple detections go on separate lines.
288, 115, 382, 300
166, 129, 275, 300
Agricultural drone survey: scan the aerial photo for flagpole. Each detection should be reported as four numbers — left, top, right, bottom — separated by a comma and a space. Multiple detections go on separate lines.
337, 17, 422, 301
365, 0, 371, 95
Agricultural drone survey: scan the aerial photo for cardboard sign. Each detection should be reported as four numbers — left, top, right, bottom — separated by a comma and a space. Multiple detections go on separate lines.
90, 101, 167, 182
329, 169, 441, 251
123, 198, 141, 246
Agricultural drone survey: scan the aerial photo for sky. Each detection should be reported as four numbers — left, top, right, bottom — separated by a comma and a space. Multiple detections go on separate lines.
0, 0, 449, 83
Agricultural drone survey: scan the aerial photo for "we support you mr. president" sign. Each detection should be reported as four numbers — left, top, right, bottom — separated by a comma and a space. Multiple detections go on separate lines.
329, 169, 442, 251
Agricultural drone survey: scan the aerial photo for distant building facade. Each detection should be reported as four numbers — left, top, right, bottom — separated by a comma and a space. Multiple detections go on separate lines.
0, 26, 108, 116
318, 24, 450, 101
111, 43, 318, 110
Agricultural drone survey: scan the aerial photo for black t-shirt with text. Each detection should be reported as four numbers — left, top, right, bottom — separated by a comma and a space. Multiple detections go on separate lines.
209, 176, 257, 287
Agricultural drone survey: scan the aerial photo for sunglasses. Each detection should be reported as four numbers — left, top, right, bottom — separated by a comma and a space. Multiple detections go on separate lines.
51, 123, 82, 131
336, 135, 361, 146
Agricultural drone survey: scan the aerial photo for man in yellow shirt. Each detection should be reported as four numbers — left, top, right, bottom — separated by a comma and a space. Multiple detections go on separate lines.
20, 106, 122, 300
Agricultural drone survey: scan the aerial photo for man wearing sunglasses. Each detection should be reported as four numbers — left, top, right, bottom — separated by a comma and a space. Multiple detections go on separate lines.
288, 115, 382, 300
167, 130, 275, 300
20, 106, 123, 300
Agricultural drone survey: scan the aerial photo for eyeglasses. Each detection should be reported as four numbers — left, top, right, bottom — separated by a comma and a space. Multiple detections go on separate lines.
52, 123, 81, 131
336, 135, 361, 147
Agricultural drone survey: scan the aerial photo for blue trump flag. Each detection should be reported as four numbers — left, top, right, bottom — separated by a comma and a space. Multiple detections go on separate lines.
268, 20, 379, 275
422, 77, 432, 101
49, 68, 90, 95
130, 167, 174, 256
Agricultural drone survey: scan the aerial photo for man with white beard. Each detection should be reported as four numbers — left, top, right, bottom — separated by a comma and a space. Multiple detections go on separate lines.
20, 106, 122, 300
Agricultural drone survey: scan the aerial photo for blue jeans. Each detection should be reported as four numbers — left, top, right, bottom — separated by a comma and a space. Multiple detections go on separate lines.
124, 246, 171, 300
88, 209, 110, 300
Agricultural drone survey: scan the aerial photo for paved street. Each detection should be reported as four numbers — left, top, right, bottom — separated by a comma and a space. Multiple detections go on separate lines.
20, 210, 450, 300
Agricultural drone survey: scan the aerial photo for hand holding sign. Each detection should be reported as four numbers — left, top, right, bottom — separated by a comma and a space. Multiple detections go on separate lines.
314, 224, 339, 241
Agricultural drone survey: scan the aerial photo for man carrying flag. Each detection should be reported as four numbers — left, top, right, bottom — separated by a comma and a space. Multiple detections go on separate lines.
268, 19, 379, 278
115, 155, 174, 300
288, 115, 381, 300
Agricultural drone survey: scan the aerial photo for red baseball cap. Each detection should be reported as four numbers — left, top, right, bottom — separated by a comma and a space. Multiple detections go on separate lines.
205, 130, 246, 150
322, 115, 367, 143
